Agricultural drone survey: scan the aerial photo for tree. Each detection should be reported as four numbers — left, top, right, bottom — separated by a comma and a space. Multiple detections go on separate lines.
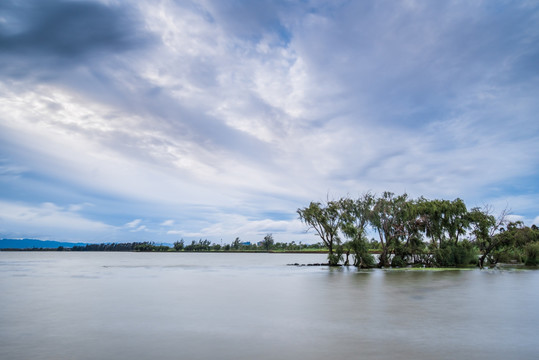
417, 198, 469, 246
370, 192, 409, 267
339, 193, 375, 268
444, 198, 470, 245
524, 241, 539, 266
173, 239, 184, 251
184, 239, 211, 252
468, 206, 507, 268
416, 198, 445, 249
492, 221, 539, 266
412, 197, 472, 266
261, 234, 274, 251
297, 200, 342, 265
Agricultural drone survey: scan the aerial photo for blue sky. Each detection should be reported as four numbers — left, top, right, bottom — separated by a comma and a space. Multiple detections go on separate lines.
1, 0, 538, 244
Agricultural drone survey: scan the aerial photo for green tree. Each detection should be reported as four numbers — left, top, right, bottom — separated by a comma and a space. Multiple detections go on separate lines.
416, 198, 445, 249
417, 198, 469, 248
261, 233, 274, 251
491, 221, 539, 266
444, 198, 470, 245
297, 200, 342, 265
370, 192, 409, 267
524, 242, 539, 266
393, 197, 425, 266
232, 237, 241, 250
432, 240, 476, 267
468, 207, 507, 268
339, 193, 375, 268
173, 239, 184, 251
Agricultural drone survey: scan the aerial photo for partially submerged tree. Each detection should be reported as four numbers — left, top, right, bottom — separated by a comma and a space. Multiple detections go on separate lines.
370, 192, 410, 267
339, 193, 375, 268
468, 206, 507, 268
488, 221, 539, 266
297, 200, 342, 265
416, 198, 468, 248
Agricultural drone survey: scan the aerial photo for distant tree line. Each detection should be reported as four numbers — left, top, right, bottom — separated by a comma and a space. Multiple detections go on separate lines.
72, 242, 169, 252
298, 192, 539, 268
69, 238, 328, 253
173, 236, 327, 252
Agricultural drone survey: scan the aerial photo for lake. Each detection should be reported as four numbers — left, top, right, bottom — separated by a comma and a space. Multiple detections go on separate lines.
1, 252, 537, 360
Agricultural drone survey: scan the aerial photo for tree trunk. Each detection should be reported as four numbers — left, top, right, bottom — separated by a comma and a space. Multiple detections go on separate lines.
377, 232, 390, 267
378, 248, 391, 267
478, 254, 486, 269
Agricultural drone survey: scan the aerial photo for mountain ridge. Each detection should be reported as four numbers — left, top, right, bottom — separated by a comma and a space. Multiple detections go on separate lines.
0, 239, 88, 249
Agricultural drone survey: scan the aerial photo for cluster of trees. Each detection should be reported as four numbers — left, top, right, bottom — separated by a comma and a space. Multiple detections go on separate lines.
174, 236, 326, 252
174, 239, 212, 251
298, 192, 539, 268
70, 238, 328, 252
72, 242, 170, 252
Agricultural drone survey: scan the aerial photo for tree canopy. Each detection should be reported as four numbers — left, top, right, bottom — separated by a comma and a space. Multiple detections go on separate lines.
298, 193, 538, 268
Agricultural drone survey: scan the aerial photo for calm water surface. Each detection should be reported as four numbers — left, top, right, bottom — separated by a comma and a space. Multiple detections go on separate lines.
1, 252, 537, 360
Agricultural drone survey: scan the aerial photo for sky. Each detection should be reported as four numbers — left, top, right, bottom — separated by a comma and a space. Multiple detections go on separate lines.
1, 0, 538, 244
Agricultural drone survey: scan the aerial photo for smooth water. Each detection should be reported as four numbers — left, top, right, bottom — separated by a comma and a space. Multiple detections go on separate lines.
1, 252, 537, 360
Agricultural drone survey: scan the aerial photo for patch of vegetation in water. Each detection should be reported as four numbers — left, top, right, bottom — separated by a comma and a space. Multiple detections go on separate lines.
382, 267, 476, 272
380, 265, 536, 272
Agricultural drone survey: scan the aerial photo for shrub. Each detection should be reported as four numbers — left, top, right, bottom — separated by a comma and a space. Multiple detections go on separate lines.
524, 242, 539, 266
327, 253, 342, 266
433, 241, 476, 267
391, 255, 407, 267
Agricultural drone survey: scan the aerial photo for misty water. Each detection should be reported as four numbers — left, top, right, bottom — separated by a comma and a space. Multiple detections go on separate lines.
1, 252, 537, 360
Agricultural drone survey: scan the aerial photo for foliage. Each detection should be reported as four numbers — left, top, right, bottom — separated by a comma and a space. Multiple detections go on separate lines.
184, 239, 211, 252
261, 234, 274, 251
338, 193, 375, 268
524, 242, 539, 266
297, 200, 342, 265
173, 239, 184, 251
297, 193, 536, 268
432, 240, 477, 267
417, 198, 469, 247
69, 240, 331, 253
370, 192, 410, 267
72, 242, 171, 252
471, 219, 538, 268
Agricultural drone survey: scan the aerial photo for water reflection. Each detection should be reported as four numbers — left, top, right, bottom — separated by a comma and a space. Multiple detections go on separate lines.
0, 252, 537, 360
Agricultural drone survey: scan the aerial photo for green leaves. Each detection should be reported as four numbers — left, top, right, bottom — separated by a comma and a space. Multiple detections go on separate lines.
297, 200, 342, 265
298, 193, 533, 268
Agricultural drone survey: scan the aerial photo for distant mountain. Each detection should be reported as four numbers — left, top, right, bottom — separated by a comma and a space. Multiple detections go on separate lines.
0, 239, 87, 249
0, 239, 174, 250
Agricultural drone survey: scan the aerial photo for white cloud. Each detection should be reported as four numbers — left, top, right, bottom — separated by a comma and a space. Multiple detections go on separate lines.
131, 225, 148, 233
0, 201, 115, 241
125, 219, 142, 229
68, 203, 93, 212
506, 215, 525, 224
160, 220, 175, 226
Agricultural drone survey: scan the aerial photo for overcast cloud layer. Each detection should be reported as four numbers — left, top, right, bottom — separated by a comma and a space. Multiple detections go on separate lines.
1, 0, 538, 243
